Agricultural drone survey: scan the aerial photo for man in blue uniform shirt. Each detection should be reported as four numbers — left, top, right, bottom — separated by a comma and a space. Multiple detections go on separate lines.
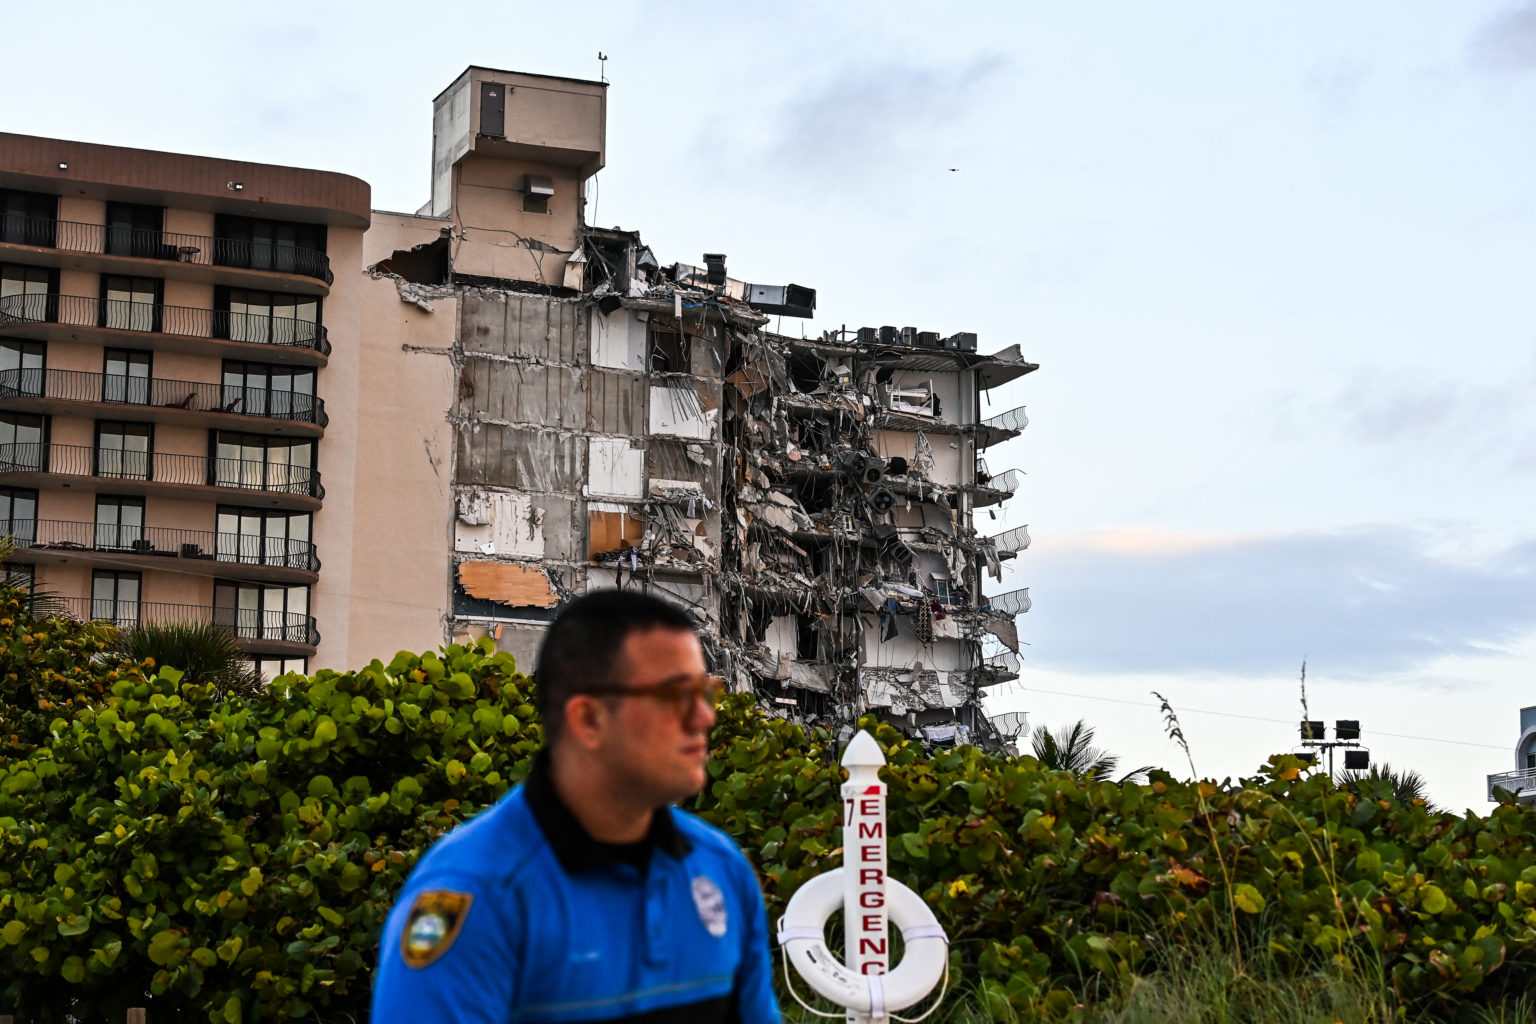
372, 590, 781, 1024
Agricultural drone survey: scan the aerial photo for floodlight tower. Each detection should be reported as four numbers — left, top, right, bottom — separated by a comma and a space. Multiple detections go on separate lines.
1296, 719, 1370, 775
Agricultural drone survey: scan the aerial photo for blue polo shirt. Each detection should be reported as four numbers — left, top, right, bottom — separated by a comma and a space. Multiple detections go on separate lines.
371, 755, 780, 1023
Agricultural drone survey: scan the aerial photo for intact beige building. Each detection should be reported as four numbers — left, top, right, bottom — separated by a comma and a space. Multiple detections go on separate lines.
0, 66, 1037, 748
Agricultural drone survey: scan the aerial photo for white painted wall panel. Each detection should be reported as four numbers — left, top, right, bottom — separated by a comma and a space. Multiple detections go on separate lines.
454, 489, 546, 558
591, 309, 647, 370
649, 384, 716, 439
587, 436, 645, 498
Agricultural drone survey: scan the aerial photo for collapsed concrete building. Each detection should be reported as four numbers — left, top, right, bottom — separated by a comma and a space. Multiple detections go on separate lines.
0, 64, 1035, 747
386, 68, 1039, 749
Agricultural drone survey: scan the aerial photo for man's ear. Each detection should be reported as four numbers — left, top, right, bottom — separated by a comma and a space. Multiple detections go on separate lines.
561, 695, 607, 750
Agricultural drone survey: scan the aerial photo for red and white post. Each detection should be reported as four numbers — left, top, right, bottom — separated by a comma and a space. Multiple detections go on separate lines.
841, 729, 888, 1023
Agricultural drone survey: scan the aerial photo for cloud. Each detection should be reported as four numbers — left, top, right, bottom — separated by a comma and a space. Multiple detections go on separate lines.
688, 52, 1008, 194
1468, 3, 1536, 71
1022, 526, 1536, 677
1273, 362, 1536, 467
758, 54, 1006, 168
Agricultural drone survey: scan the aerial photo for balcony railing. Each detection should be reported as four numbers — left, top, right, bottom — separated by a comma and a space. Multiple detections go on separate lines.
0, 368, 327, 427
0, 443, 324, 500
971, 467, 1023, 506
986, 523, 1032, 556
980, 650, 1021, 678
1487, 767, 1536, 802
51, 596, 319, 647
0, 215, 332, 285
5, 519, 318, 572
987, 587, 1032, 616
976, 405, 1028, 450
0, 294, 330, 356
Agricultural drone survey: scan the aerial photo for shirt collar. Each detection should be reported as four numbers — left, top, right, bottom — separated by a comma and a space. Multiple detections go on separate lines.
524, 749, 692, 872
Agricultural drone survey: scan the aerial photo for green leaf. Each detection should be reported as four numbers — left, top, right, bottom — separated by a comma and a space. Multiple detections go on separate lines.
313, 715, 337, 744
1232, 883, 1265, 914
147, 928, 183, 966
60, 955, 85, 983
1, 920, 26, 945
1420, 884, 1448, 915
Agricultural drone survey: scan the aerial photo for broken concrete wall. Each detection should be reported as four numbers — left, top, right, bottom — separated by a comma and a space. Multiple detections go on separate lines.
586, 370, 646, 435
456, 423, 584, 491
460, 291, 584, 363
454, 488, 547, 558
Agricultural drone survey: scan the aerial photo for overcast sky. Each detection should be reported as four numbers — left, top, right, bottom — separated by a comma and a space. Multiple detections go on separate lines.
9, 1, 1535, 810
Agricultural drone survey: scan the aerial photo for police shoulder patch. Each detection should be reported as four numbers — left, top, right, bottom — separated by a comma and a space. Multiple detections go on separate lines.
691, 875, 728, 938
401, 889, 473, 968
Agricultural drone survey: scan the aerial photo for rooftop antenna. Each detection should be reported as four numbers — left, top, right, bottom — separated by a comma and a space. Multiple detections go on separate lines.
598, 51, 608, 84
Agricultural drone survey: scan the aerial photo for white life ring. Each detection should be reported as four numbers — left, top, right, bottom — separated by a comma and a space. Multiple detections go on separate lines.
776, 869, 948, 1016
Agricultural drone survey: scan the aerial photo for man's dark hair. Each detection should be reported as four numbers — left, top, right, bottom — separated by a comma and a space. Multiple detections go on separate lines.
535, 589, 697, 744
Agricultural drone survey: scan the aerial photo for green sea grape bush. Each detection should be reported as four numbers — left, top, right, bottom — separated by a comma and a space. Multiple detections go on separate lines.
0, 600, 540, 1023
0, 591, 1534, 1021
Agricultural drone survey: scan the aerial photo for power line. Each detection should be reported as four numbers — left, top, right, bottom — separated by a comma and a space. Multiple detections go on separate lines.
1018, 686, 1509, 752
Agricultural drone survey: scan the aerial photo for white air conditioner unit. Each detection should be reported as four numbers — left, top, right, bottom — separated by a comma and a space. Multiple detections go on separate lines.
524, 174, 554, 199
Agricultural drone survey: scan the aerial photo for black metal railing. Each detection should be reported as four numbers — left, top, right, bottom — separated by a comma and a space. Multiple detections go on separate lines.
0, 443, 324, 500
0, 294, 331, 356
4, 519, 318, 572
0, 215, 333, 285
0, 368, 328, 427
51, 595, 319, 647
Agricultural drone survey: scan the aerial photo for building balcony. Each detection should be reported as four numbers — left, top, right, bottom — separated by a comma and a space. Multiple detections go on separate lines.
977, 650, 1021, 685
987, 587, 1032, 616
985, 523, 1032, 558
52, 596, 318, 653
0, 294, 329, 365
6, 519, 318, 582
1487, 767, 1536, 804
0, 216, 331, 292
975, 405, 1028, 450
0, 443, 322, 509
968, 467, 1023, 508
0, 368, 326, 436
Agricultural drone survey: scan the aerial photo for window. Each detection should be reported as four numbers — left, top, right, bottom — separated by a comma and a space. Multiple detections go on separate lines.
0, 340, 44, 398
522, 194, 549, 214
221, 362, 316, 420
95, 421, 151, 480
103, 349, 151, 405
0, 487, 37, 546
212, 432, 314, 495
215, 582, 309, 642
105, 202, 166, 260
217, 506, 312, 569
932, 576, 962, 609
796, 614, 819, 660
649, 324, 689, 373
0, 264, 57, 323
94, 496, 145, 551
213, 215, 326, 275
249, 655, 307, 685
3, 563, 34, 593
0, 413, 45, 471
214, 287, 319, 346
0, 189, 57, 247
91, 570, 141, 627
100, 276, 161, 333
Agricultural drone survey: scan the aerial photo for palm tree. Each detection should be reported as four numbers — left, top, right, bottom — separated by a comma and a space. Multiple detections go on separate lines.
1335, 762, 1438, 812
1030, 719, 1154, 783
110, 621, 264, 697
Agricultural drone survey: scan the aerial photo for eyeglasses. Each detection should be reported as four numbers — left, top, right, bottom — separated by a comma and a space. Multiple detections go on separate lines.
582, 673, 726, 720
